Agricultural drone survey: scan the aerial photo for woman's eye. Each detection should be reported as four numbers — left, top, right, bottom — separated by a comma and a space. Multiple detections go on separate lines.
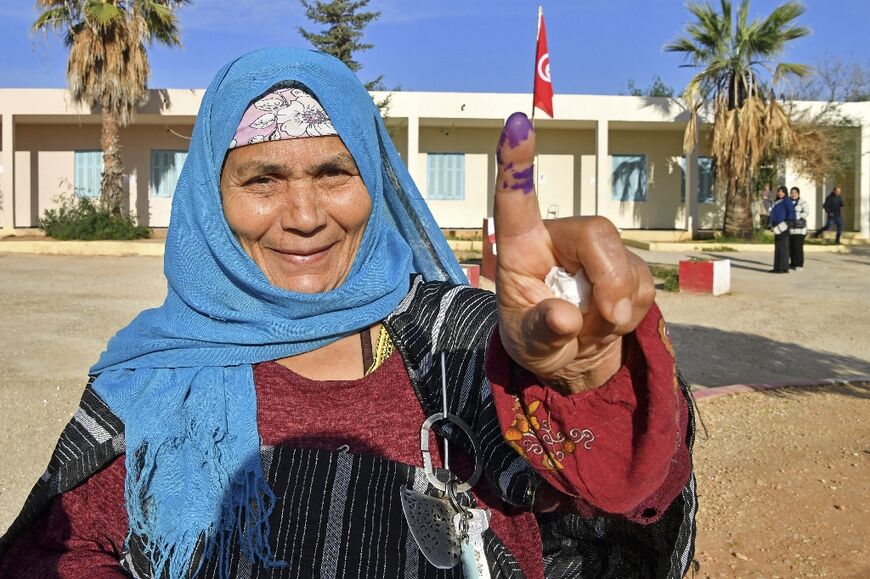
245, 175, 274, 187
319, 169, 354, 185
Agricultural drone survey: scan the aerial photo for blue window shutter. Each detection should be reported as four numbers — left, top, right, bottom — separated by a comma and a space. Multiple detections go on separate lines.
427, 153, 465, 200
434, 154, 442, 198
458, 155, 465, 200
75, 156, 83, 196
454, 155, 464, 200
698, 156, 715, 203
151, 150, 188, 198
427, 154, 435, 198
611, 155, 647, 202
91, 152, 102, 197
151, 151, 161, 198
74, 151, 102, 198
680, 156, 686, 203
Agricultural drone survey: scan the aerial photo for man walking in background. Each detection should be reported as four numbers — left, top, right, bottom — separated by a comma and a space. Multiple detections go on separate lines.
814, 186, 845, 244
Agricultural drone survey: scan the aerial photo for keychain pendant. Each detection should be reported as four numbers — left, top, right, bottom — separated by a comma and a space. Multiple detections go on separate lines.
400, 486, 461, 569
453, 508, 492, 579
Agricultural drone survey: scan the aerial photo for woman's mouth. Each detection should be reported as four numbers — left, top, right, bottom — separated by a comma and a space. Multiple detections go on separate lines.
269, 243, 334, 265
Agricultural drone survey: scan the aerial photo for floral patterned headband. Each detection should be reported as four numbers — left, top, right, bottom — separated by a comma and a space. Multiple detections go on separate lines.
229, 83, 337, 149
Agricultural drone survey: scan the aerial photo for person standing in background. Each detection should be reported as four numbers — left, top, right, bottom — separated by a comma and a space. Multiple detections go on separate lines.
814, 187, 845, 244
758, 183, 773, 229
769, 186, 795, 274
789, 186, 809, 271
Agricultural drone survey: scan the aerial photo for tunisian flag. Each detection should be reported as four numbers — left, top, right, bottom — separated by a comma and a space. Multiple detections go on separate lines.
533, 7, 554, 117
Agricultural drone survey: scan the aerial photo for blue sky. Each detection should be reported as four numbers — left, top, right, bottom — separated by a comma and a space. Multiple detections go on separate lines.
1, 0, 868, 95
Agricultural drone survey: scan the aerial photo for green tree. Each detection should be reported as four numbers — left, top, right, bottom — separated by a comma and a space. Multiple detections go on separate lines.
298, 0, 382, 89
625, 75, 675, 97
769, 55, 864, 190
297, 0, 391, 112
665, 0, 810, 237
33, 0, 189, 215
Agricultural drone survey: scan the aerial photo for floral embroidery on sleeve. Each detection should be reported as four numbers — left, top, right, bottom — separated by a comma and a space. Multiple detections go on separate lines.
504, 398, 595, 471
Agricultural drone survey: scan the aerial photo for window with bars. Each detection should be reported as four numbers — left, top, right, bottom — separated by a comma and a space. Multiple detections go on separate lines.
426, 153, 465, 200
74, 151, 103, 198
680, 156, 717, 203
151, 150, 188, 198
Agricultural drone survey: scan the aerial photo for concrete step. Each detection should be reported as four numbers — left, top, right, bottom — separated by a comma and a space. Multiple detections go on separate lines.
816, 232, 869, 245
446, 239, 482, 252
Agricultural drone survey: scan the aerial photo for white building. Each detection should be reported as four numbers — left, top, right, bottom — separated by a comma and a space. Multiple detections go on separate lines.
1, 88, 868, 237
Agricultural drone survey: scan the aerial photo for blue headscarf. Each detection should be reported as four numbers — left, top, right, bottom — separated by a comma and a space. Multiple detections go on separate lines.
90, 47, 465, 576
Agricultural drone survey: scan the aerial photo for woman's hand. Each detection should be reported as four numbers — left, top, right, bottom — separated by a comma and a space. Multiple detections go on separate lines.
494, 113, 655, 394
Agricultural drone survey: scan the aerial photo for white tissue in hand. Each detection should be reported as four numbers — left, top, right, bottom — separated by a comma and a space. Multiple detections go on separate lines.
544, 266, 592, 313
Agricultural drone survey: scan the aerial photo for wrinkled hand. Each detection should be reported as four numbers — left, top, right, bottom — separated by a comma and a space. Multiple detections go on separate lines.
494, 113, 655, 393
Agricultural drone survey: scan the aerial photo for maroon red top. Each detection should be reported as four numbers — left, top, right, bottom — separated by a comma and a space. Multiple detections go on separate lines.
1, 305, 689, 578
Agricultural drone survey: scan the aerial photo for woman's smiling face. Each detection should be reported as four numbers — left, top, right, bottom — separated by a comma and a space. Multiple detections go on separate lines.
220, 136, 372, 294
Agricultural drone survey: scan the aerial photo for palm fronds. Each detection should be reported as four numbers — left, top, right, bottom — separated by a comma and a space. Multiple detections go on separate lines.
666, 0, 811, 236
33, 1, 188, 213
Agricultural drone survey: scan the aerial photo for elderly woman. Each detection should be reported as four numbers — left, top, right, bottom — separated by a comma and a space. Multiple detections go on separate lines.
0, 48, 695, 578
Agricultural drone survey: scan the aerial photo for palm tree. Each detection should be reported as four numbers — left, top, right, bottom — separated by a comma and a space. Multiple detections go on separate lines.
665, 0, 810, 237
33, 0, 190, 215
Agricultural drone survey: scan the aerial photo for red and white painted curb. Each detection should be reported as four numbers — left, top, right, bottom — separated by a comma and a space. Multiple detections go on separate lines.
678, 259, 731, 295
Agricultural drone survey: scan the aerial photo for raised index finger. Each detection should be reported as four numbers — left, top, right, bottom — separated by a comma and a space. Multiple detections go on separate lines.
494, 112, 544, 241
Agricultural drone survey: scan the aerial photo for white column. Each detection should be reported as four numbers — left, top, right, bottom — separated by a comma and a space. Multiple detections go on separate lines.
595, 119, 608, 216
0, 114, 14, 229
128, 169, 139, 224
859, 122, 870, 239
784, 159, 818, 229
685, 146, 698, 236
406, 115, 421, 191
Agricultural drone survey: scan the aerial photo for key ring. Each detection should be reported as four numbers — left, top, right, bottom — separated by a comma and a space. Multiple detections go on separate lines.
420, 412, 483, 493
446, 480, 472, 541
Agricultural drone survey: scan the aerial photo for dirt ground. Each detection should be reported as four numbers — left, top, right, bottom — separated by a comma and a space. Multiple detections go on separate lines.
0, 250, 868, 577
691, 384, 869, 578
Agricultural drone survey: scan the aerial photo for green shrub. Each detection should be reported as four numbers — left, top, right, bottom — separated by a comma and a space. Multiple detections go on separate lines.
38, 195, 151, 240
648, 264, 680, 292
713, 230, 773, 244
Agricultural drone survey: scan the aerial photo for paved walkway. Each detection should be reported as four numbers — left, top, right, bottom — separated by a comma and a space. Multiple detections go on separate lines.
630, 246, 870, 389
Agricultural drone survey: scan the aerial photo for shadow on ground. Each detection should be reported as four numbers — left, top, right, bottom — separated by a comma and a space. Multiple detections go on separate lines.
701, 252, 770, 271
670, 323, 870, 396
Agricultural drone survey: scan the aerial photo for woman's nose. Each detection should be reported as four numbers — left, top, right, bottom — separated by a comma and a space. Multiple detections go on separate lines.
279, 184, 325, 234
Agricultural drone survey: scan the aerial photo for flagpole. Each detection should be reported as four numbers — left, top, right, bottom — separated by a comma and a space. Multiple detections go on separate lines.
532, 6, 542, 123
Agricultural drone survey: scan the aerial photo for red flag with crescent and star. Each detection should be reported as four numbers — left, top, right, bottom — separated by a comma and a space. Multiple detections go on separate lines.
533, 7, 553, 118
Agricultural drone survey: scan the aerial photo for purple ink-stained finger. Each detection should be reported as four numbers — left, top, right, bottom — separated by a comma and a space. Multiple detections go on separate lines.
511, 166, 535, 194
497, 113, 533, 163
496, 112, 536, 195
503, 112, 533, 147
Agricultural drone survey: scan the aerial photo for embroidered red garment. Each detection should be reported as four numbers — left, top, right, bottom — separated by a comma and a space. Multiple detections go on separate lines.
488, 303, 691, 521
1, 305, 689, 577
